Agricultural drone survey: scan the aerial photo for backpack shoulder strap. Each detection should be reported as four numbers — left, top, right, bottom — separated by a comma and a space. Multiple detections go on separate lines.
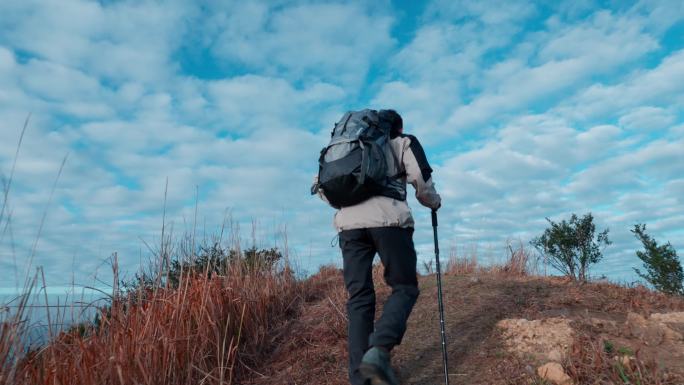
388, 138, 406, 179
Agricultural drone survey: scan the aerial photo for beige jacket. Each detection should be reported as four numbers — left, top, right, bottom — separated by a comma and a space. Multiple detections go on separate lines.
316, 134, 441, 232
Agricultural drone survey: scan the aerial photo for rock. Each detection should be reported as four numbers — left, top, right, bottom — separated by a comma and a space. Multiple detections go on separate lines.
497, 318, 573, 362
649, 312, 684, 341
537, 362, 573, 385
613, 355, 632, 367
589, 317, 618, 333
626, 312, 664, 346
626, 312, 683, 345
662, 325, 683, 342
650, 312, 684, 324
651, 312, 684, 340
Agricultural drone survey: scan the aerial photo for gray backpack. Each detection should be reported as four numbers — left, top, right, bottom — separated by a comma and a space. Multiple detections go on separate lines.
313, 109, 406, 208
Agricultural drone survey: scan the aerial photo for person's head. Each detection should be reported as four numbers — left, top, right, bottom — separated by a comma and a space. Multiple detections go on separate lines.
380, 109, 403, 137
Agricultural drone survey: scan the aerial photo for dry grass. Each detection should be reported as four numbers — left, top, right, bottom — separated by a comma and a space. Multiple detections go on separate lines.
244, 265, 349, 385
445, 241, 532, 277
542, 279, 684, 315
0, 255, 388, 385
4, 245, 684, 385
3, 257, 300, 385
564, 332, 683, 385
243, 263, 389, 385
0, 274, 39, 384
445, 254, 479, 275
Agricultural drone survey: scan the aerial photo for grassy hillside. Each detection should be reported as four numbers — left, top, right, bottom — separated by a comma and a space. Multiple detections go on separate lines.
239, 259, 684, 385
2, 250, 684, 385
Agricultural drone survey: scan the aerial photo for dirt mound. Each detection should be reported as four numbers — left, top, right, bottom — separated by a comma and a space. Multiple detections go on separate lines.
497, 317, 573, 362
495, 311, 684, 385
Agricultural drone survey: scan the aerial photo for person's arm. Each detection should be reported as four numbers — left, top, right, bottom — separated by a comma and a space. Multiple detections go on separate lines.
311, 175, 333, 206
403, 135, 441, 209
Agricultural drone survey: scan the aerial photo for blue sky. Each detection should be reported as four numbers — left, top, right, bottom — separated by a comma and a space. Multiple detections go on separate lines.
1, 0, 683, 294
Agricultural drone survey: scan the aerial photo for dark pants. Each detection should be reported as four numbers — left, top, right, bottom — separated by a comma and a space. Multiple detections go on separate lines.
339, 227, 420, 385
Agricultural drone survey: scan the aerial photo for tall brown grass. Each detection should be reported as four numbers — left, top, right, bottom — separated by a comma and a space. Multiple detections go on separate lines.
0, 273, 40, 385
2, 250, 300, 385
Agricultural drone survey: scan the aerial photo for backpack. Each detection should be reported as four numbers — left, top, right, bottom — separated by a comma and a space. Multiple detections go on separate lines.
313, 109, 406, 208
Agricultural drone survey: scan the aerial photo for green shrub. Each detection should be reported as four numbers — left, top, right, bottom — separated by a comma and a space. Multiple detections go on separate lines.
603, 339, 614, 354
531, 212, 611, 281
632, 224, 683, 296
123, 243, 283, 291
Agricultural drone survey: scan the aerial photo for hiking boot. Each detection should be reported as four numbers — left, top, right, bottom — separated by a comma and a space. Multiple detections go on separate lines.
358, 347, 399, 385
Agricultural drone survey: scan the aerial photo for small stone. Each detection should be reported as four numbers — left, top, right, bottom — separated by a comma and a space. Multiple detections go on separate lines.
589, 317, 618, 333
537, 362, 573, 385
616, 355, 631, 367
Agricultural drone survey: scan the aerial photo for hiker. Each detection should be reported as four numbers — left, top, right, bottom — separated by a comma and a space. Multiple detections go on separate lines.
312, 109, 441, 385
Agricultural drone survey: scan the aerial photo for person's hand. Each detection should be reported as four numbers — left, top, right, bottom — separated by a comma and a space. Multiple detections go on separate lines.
433, 197, 441, 211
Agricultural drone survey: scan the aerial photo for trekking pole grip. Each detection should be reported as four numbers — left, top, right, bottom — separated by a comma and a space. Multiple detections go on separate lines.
431, 209, 438, 227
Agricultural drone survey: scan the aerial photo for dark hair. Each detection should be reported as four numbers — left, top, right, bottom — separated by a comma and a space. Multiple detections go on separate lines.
380, 109, 403, 137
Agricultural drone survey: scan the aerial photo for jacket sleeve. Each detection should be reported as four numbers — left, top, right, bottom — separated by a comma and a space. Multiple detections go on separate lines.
312, 175, 333, 206
403, 135, 441, 209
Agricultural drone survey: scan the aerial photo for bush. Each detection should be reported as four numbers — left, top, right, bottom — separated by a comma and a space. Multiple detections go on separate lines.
632, 224, 683, 296
531, 212, 611, 281
123, 243, 283, 290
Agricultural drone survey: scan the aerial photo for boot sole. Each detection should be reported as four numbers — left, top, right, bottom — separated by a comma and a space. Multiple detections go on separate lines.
358, 362, 393, 385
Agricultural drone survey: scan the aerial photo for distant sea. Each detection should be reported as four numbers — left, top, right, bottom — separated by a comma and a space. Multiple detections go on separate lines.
1, 289, 108, 347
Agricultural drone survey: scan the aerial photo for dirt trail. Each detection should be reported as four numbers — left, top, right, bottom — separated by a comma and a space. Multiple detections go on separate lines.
394, 275, 541, 384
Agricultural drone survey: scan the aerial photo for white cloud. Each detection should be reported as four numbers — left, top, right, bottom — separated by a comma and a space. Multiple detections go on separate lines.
206, 75, 345, 134
538, 10, 659, 64
444, 11, 659, 134
0, 0, 188, 85
1, 0, 683, 292
566, 139, 684, 199
371, 80, 458, 138
559, 50, 684, 122
424, 0, 537, 25
618, 106, 676, 131
372, 3, 666, 143
630, 0, 684, 35
0, 46, 15, 71
208, 2, 395, 88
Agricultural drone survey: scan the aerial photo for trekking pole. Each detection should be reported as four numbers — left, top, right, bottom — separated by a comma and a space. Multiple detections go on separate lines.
432, 209, 450, 385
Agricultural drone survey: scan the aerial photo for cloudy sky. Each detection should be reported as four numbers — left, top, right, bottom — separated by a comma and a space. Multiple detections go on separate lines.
1, 0, 683, 294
